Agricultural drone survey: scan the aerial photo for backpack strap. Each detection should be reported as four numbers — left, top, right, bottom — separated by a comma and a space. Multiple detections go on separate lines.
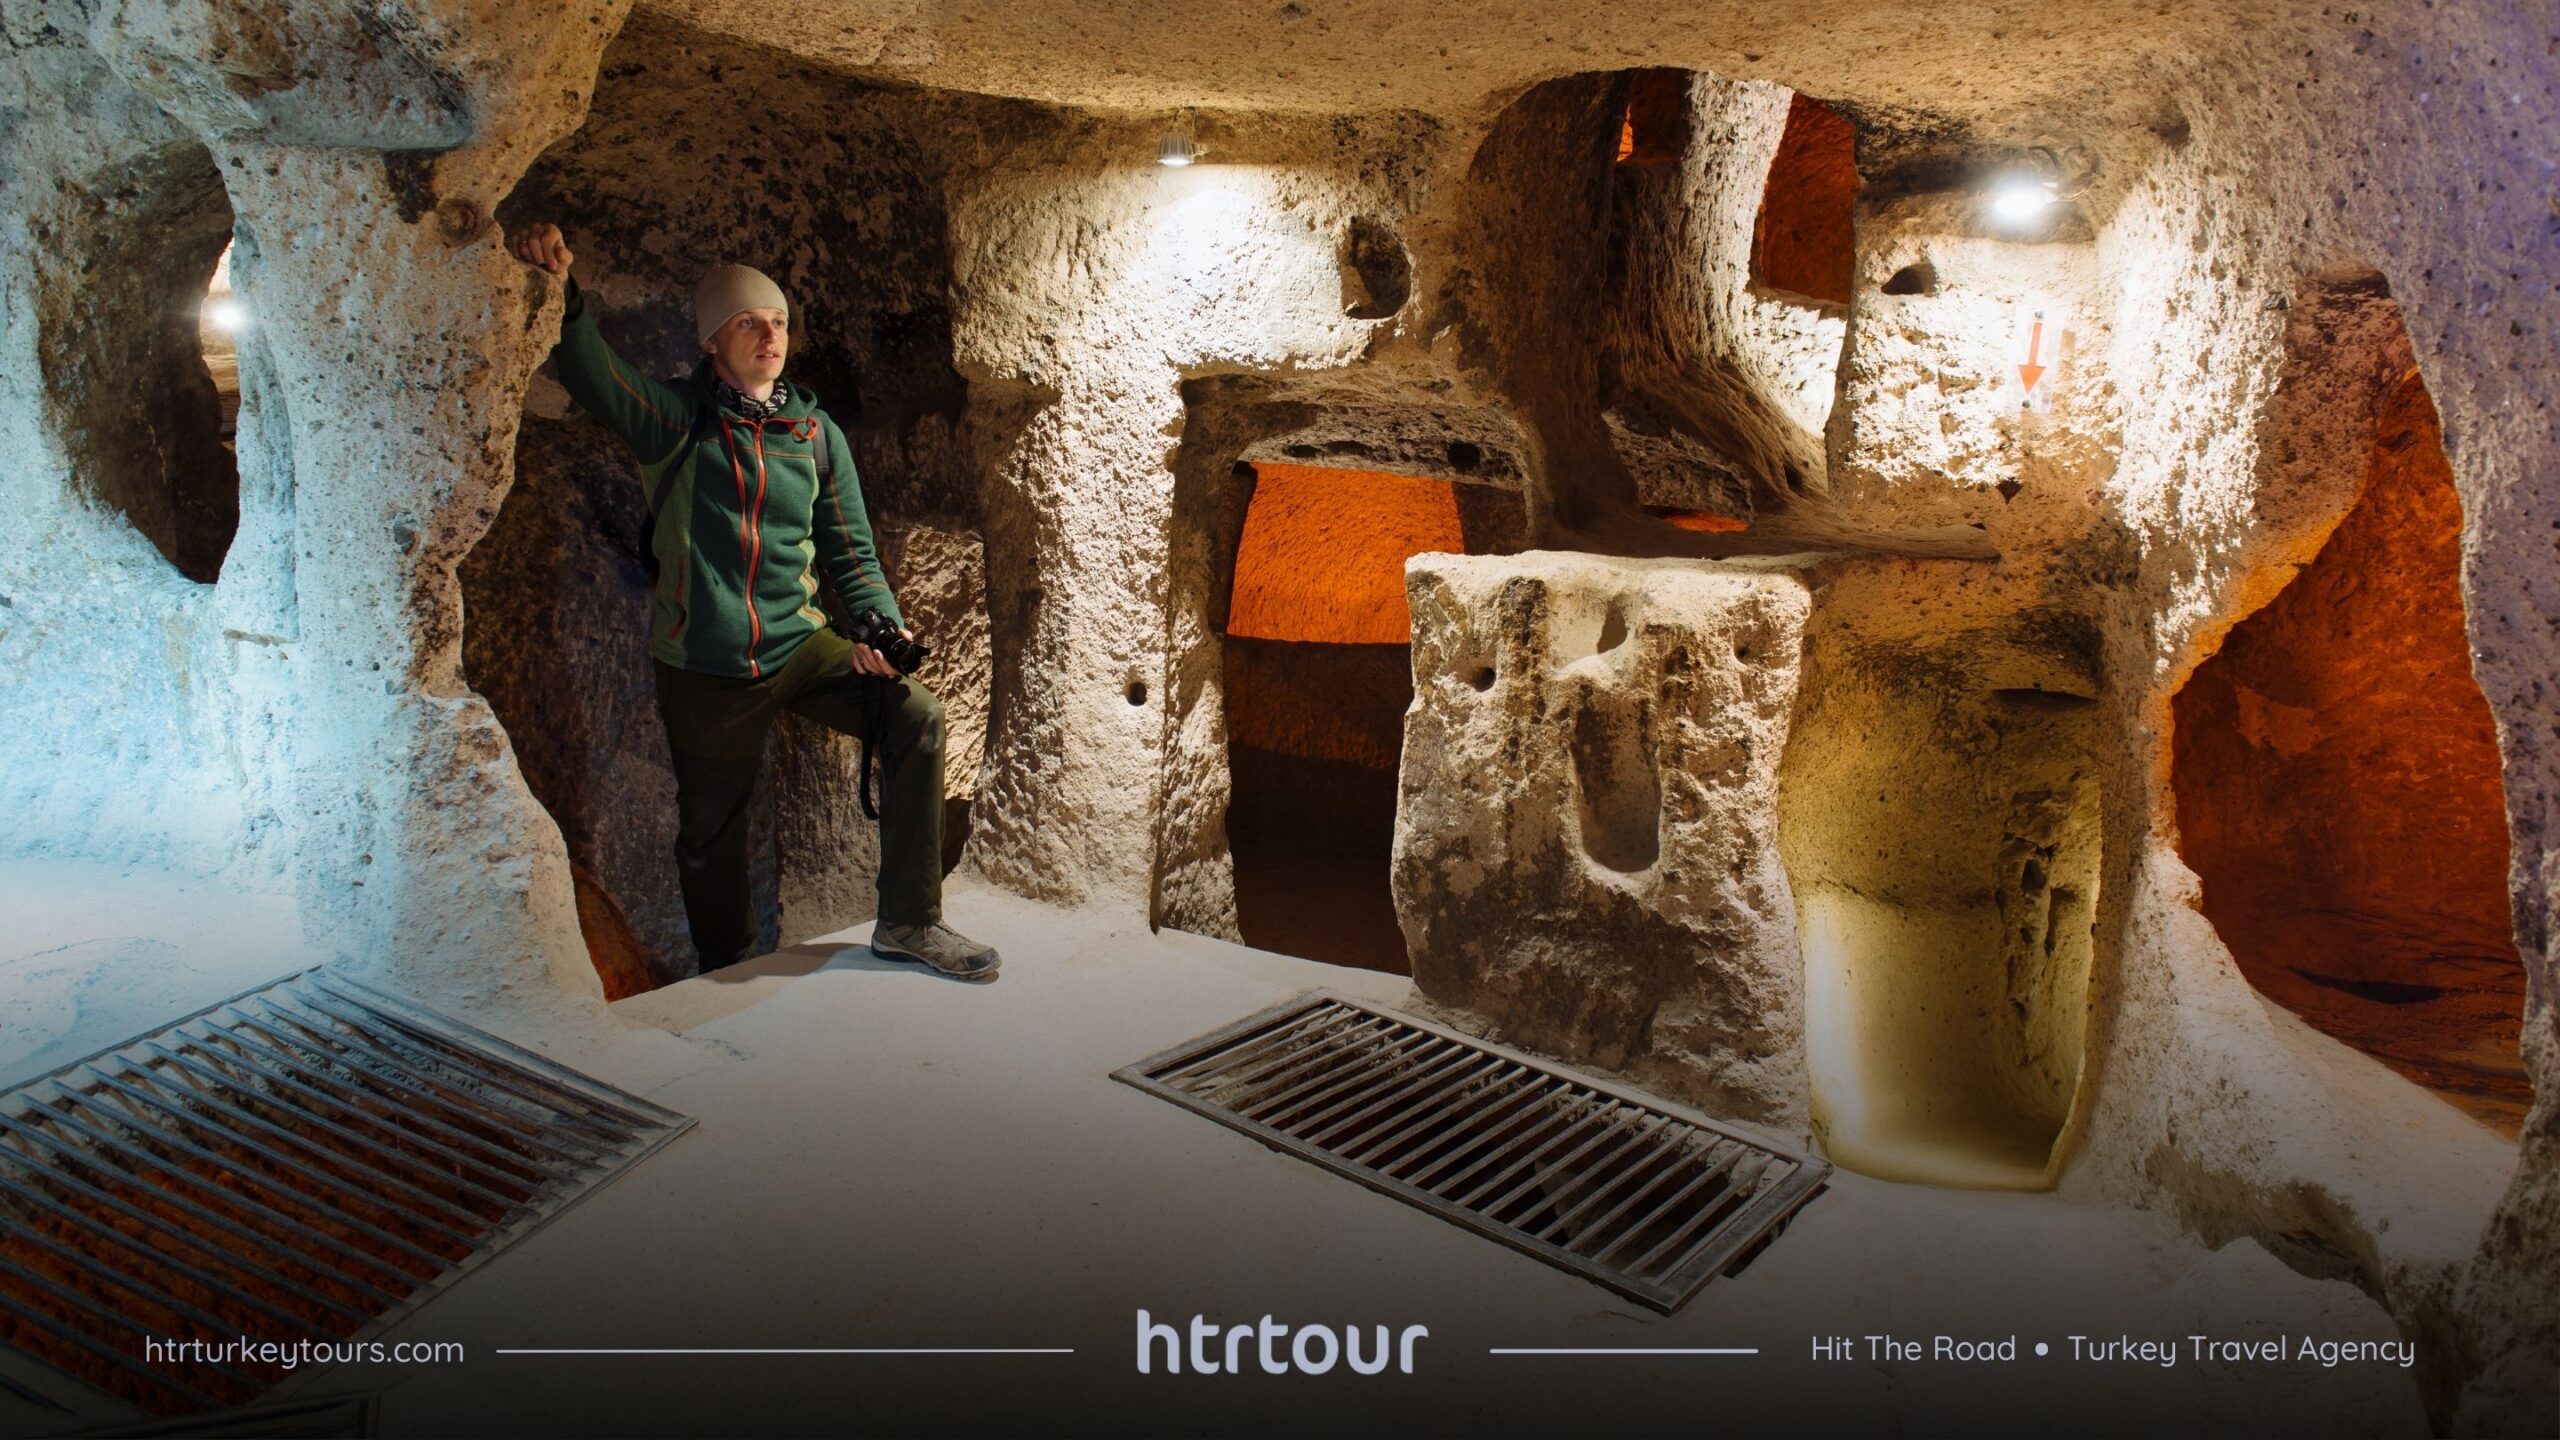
650, 404, 719, 518
811, 409, 838, 486
637, 403, 718, 583
857, 680, 884, 822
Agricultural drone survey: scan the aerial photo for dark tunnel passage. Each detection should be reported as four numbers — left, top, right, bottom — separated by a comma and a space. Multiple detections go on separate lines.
2173, 288, 2527, 1136
1220, 462, 1478, 974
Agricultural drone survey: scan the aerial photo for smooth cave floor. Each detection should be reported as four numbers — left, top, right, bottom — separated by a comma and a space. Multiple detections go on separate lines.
1, 865, 2436, 1438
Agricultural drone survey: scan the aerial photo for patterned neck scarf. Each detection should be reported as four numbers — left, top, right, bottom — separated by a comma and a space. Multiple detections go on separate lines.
713, 370, 788, 421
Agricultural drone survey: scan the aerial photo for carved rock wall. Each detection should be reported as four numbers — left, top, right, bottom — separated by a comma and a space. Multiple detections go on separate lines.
1394, 551, 1812, 1131
2, 0, 637, 1028
6, 0, 2560, 1421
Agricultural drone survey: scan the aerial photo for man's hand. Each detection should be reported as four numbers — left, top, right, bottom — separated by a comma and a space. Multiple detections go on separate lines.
508, 222, 574, 276
850, 629, 915, 679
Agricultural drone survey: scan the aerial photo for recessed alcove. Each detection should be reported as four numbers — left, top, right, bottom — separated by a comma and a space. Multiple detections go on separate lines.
1779, 620, 2102, 1190
2172, 285, 2527, 1137
1749, 93, 1859, 307
464, 12, 997, 996
45, 144, 239, 583
1220, 462, 1471, 974
1616, 69, 1689, 166
8, 9, 2558, 1430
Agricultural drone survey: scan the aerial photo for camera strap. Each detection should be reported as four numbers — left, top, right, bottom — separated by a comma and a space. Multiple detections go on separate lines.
857, 679, 884, 823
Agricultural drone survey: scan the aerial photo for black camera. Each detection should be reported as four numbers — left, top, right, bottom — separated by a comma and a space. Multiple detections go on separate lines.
848, 607, 930, 675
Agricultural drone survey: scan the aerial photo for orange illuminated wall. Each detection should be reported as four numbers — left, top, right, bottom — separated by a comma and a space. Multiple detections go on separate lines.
574, 866, 654, 1001
1228, 463, 1465, 646
2172, 366, 2527, 1135
1751, 94, 1859, 307
1222, 462, 1474, 974
1617, 69, 1688, 165
1662, 508, 1749, 534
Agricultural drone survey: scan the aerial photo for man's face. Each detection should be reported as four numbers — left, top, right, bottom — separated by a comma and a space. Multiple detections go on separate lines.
704, 307, 788, 390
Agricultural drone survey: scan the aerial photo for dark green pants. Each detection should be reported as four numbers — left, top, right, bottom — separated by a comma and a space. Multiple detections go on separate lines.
653, 627, 945, 972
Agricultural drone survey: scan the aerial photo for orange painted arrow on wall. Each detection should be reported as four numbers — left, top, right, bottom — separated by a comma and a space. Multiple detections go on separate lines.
2017, 318, 2048, 394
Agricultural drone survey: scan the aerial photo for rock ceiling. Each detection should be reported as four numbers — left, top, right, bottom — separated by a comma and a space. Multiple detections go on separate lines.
640, 0, 2266, 132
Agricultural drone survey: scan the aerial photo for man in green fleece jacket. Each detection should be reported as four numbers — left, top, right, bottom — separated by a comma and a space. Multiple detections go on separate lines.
509, 221, 997, 984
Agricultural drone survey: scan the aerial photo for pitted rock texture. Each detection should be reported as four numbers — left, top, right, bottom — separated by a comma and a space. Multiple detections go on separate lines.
657, 0, 2257, 141
1394, 551, 1812, 1131
501, 9, 997, 537
35, 142, 236, 582
460, 412, 690, 996
948, 110, 1439, 913
881, 523, 992, 810
2174, 362, 2524, 1135
1604, 73, 1846, 520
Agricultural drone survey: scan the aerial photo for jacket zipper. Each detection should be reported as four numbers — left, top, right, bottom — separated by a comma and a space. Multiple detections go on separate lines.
724, 422, 767, 677
747, 422, 772, 675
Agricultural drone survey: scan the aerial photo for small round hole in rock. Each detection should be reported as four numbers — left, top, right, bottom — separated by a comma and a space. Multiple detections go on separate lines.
1126, 681, 1148, 706
1467, 666, 1496, 691
1446, 440, 1484, 474
1597, 600, 1631, 654
1882, 261, 1938, 296
1340, 215, 1413, 320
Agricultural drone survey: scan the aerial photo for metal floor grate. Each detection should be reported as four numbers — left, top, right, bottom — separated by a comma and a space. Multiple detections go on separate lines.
0, 968, 692, 1419
1116, 991, 1828, 1313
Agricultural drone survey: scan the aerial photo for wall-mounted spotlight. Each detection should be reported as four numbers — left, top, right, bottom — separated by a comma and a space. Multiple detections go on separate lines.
1157, 133, 1200, 167
1987, 176, 2058, 224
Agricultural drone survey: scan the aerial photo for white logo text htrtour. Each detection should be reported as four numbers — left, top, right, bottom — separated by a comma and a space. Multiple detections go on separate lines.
1137, 1310, 1429, 1375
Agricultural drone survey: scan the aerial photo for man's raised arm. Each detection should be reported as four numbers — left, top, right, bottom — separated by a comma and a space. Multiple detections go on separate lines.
509, 221, 696, 467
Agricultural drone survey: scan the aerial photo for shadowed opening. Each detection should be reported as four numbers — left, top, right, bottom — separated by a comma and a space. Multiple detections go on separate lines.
1222, 463, 1467, 973
45, 144, 239, 582
1750, 93, 1859, 308
2174, 311, 2527, 1137
1780, 624, 2102, 1190
1616, 69, 1690, 165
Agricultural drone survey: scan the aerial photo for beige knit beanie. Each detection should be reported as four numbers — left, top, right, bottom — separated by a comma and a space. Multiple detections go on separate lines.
693, 264, 789, 343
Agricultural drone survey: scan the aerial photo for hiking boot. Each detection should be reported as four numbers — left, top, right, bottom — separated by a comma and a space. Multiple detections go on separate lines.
870, 921, 1002, 984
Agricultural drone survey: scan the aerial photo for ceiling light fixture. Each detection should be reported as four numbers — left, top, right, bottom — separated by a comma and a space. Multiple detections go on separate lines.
1157, 133, 1200, 167
1988, 176, 2058, 224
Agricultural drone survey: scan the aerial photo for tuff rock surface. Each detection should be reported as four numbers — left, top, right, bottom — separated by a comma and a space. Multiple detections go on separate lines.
1394, 552, 1811, 1131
